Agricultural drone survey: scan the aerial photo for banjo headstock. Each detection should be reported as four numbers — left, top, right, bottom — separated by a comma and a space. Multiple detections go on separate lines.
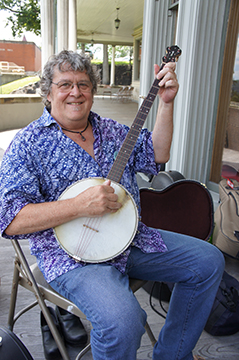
162, 45, 182, 64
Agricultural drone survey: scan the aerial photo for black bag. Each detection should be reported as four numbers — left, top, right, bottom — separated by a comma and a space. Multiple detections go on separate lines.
149, 271, 239, 336
0, 326, 33, 360
204, 271, 239, 336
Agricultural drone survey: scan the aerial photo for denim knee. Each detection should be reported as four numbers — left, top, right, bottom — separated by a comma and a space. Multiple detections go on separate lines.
90, 300, 146, 359
202, 243, 225, 280
99, 300, 146, 344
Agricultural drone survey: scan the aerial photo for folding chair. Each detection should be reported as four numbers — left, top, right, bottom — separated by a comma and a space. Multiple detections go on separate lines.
112, 86, 128, 102
122, 86, 134, 102
8, 238, 156, 360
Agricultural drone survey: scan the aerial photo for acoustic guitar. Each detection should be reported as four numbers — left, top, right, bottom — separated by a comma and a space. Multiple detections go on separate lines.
54, 45, 182, 263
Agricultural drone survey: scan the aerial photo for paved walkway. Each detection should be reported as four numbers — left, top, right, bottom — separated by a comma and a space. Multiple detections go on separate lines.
93, 96, 138, 127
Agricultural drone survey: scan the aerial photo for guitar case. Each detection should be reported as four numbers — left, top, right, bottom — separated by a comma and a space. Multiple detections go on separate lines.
136, 170, 184, 190
0, 326, 33, 360
140, 175, 214, 299
140, 179, 214, 241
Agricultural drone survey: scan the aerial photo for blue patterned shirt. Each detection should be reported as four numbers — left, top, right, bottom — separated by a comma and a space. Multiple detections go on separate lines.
0, 108, 167, 282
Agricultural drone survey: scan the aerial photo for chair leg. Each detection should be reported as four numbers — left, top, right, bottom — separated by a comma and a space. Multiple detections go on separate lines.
8, 257, 20, 331
75, 343, 92, 360
10, 240, 71, 360
145, 321, 157, 346
9, 242, 156, 359
74, 323, 155, 360
40, 305, 71, 360
8, 255, 42, 331
129, 278, 157, 347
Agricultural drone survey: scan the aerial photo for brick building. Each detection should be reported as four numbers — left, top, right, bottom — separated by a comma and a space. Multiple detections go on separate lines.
0, 40, 41, 73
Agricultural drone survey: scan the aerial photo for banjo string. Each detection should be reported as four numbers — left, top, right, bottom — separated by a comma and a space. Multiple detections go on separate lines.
75, 220, 91, 256
75, 219, 91, 256
75, 217, 101, 257
79, 217, 99, 255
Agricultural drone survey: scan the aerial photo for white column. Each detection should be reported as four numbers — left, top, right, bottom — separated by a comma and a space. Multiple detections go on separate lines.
140, 0, 170, 130
68, 0, 77, 50
40, 0, 54, 72
140, 0, 228, 184
110, 45, 116, 85
102, 44, 109, 84
132, 38, 139, 82
168, 0, 228, 183
57, 0, 68, 52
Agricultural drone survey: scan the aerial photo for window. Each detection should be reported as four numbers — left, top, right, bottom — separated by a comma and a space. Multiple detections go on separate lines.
168, 1, 179, 45
210, 1, 239, 184
223, 35, 239, 171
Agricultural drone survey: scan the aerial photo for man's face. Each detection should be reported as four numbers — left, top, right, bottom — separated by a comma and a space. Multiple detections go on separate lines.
47, 68, 94, 128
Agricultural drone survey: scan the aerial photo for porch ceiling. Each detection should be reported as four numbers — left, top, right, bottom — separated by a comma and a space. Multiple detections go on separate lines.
76, 0, 144, 46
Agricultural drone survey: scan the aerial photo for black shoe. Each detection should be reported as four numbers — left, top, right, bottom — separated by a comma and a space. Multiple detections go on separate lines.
40, 306, 63, 360
55, 306, 88, 347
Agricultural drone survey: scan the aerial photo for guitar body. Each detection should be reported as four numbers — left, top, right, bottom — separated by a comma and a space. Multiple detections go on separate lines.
54, 178, 138, 263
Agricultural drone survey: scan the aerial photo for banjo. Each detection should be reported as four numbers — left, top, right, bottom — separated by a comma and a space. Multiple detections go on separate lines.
54, 45, 182, 263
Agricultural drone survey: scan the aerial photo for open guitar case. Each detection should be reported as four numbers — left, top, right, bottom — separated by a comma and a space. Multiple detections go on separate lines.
137, 170, 214, 306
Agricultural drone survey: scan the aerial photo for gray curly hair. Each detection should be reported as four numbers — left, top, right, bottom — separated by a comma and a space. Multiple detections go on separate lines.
40, 50, 99, 111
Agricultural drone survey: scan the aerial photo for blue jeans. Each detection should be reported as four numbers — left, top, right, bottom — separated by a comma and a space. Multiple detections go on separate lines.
50, 230, 225, 360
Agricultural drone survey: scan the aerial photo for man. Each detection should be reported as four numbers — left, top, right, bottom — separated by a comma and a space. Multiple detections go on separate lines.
0, 50, 224, 360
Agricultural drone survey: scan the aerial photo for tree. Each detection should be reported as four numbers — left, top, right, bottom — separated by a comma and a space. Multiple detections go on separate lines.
0, 0, 40, 37
108, 45, 133, 61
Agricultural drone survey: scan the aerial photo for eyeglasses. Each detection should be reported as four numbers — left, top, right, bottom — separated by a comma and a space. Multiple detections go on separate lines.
51, 80, 93, 93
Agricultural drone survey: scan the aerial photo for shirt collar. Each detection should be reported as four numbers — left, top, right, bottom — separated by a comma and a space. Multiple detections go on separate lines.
38, 107, 58, 128
39, 108, 98, 129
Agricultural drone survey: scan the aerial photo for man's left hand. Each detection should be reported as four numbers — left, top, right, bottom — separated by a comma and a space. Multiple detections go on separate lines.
154, 62, 179, 104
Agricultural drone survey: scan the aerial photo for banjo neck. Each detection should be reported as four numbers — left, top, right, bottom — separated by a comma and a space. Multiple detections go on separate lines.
107, 77, 161, 183
107, 45, 182, 184
54, 46, 182, 264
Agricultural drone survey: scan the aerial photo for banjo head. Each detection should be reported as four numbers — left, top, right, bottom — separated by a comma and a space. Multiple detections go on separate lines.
54, 178, 139, 263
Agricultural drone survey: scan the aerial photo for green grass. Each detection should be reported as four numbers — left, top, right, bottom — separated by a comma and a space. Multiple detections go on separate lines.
0, 76, 40, 94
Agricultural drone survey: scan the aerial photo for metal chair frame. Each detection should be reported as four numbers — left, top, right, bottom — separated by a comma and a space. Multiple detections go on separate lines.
8, 239, 156, 360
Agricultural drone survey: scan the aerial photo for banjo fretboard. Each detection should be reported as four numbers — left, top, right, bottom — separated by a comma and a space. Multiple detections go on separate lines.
107, 45, 182, 184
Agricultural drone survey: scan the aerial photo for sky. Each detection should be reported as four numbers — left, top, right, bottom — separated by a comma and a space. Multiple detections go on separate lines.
0, 9, 42, 47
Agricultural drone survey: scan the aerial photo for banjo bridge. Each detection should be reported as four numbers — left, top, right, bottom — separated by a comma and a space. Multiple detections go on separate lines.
83, 224, 99, 233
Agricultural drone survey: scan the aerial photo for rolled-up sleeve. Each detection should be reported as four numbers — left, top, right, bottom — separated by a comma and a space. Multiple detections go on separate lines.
132, 128, 161, 174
